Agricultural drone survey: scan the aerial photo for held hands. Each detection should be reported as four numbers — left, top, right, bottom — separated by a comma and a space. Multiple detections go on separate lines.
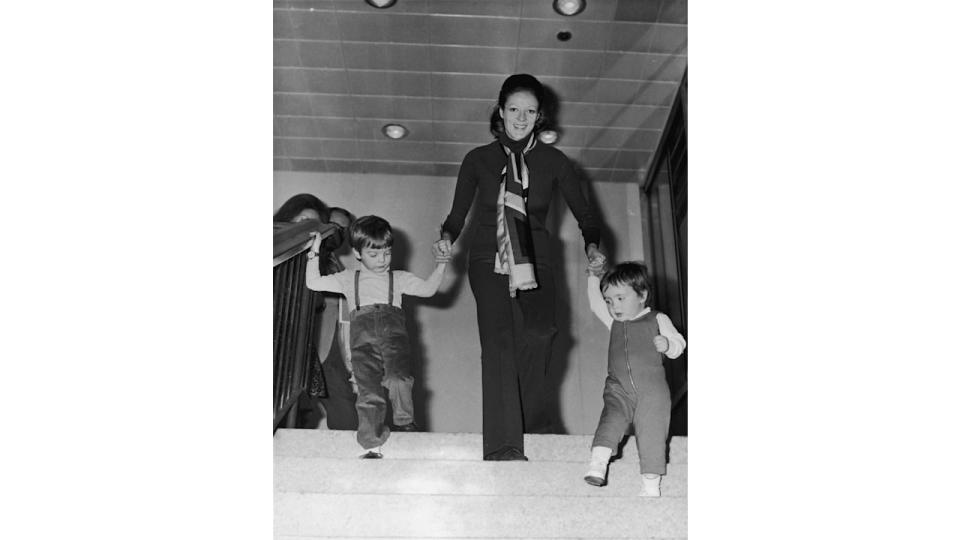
586, 244, 606, 277
433, 235, 453, 264
653, 335, 669, 353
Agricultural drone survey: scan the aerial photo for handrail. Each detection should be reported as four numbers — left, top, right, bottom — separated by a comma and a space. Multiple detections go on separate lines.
274, 220, 338, 266
273, 220, 338, 431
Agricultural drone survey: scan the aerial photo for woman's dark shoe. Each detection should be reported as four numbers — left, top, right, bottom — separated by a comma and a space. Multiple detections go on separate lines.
501, 447, 529, 461
392, 422, 419, 432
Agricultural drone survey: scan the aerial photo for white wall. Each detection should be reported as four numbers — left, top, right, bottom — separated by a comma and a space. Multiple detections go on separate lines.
275, 171, 644, 434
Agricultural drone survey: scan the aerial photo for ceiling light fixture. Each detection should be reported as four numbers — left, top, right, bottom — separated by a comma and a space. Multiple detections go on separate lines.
382, 123, 408, 139
553, 0, 586, 16
365, 0, 398, 8
538, 130, 559, 145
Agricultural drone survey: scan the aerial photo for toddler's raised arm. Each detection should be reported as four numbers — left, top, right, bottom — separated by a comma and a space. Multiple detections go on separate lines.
587, 274, 613, 330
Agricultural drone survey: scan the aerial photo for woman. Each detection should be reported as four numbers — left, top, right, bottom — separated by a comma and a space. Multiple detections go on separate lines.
273, 193, 330, 224
434, 74, 606, 461
275, 194, 358, 430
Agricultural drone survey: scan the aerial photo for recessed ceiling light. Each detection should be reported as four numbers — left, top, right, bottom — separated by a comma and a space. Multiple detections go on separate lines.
553, 0, 586, 16
538, 130, 559, 145
382, 123, 408, 139
557, 30, 572, 41
365, 0, 397, 8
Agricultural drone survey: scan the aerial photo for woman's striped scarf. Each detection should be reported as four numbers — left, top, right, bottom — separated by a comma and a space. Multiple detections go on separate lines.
495, 134, 538, 297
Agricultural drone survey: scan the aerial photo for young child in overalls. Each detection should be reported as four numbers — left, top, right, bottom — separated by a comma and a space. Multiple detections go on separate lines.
306, 215, 449, 458
583, 262, 686, 496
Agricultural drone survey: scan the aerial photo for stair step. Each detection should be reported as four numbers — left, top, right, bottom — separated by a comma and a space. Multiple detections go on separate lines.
276, 456, 687, 497
274, 429, 687, 464
277, 538, 688, 540
275, 493, 686, 538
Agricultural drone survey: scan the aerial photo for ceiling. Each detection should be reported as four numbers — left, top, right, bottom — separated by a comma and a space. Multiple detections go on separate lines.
273, 0, 687, 183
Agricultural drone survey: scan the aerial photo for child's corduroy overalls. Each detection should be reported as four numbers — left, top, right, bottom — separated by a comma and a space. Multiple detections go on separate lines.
349, 271, 414, 449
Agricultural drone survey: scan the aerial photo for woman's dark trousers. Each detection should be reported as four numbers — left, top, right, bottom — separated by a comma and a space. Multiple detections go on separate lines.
469, 261, 557, 458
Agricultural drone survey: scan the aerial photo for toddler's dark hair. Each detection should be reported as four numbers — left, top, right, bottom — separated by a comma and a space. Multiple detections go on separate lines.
600, 261, 651, 300
349, 215, 393, 251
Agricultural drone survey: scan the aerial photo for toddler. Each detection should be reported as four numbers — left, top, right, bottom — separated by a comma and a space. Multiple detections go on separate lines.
583, 262, 686, 496
306, 215, 449, 458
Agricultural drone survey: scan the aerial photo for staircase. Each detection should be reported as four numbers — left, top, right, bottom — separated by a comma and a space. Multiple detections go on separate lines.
274, 429, 687, 539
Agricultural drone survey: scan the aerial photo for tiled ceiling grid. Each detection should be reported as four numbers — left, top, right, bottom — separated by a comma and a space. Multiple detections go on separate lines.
274, 0, 687, 183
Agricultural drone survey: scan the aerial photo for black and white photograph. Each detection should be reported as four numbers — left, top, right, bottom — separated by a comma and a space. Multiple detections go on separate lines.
6, 1, 960, 539
272, 0, 688, 537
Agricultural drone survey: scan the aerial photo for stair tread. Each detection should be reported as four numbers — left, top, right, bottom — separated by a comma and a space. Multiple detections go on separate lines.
276, 456, 686, 497
275, 492, 686, 538
274, 429, 687, 464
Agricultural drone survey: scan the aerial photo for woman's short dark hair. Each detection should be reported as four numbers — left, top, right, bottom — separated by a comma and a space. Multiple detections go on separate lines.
489, 73, 549, 136
600, 261, 652, 301
349, 215, 394, 251
273, 193, 330, 223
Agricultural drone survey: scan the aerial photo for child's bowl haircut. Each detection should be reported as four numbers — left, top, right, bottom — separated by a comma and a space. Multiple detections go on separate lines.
349, 215, 394, 251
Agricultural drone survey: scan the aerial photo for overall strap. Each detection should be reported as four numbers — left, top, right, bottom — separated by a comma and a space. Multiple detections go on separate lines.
354, 270, 361, 308
387, 271, 394, 307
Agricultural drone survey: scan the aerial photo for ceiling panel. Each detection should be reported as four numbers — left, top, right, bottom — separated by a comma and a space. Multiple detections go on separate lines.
282, 9, 342, 40
273, 40, 304, 67
346, 70, 432, 96
428, 15, 520, 47
276, 116, 358, 139
292, 40, 347, 68
274, 67, 351, 94
516, 49, 606, 78
613, 0, 663, 23
605, 22, 657, 53
430, 73, 505, 100
518, 19, 610, 51
427, 0, 522, 17
273, 0, 687, 183
432, 121, 490, 144
431, 98, 494, 123
429, 45, 516, 73
352, 95, 432, 119
648, 24, 687, 55
337, 11, 430, 43
659, 0, 688, 24
340, 42, 433, 71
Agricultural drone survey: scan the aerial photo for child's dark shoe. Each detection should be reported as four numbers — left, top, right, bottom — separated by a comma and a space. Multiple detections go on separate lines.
359, 450, 383, 459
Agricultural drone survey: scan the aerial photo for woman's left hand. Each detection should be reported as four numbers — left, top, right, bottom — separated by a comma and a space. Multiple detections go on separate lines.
586, 244, 606, 275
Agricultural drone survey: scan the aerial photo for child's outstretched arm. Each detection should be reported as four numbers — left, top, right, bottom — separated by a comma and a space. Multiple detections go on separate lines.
586, 274, 613, 330
400, 249, 449, 298
304, 232, 344, 294
654, 314, 686, 359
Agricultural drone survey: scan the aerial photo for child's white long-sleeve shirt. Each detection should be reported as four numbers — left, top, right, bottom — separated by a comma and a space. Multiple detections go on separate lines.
587, 275, 686, 359
306, 257, 446, 314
